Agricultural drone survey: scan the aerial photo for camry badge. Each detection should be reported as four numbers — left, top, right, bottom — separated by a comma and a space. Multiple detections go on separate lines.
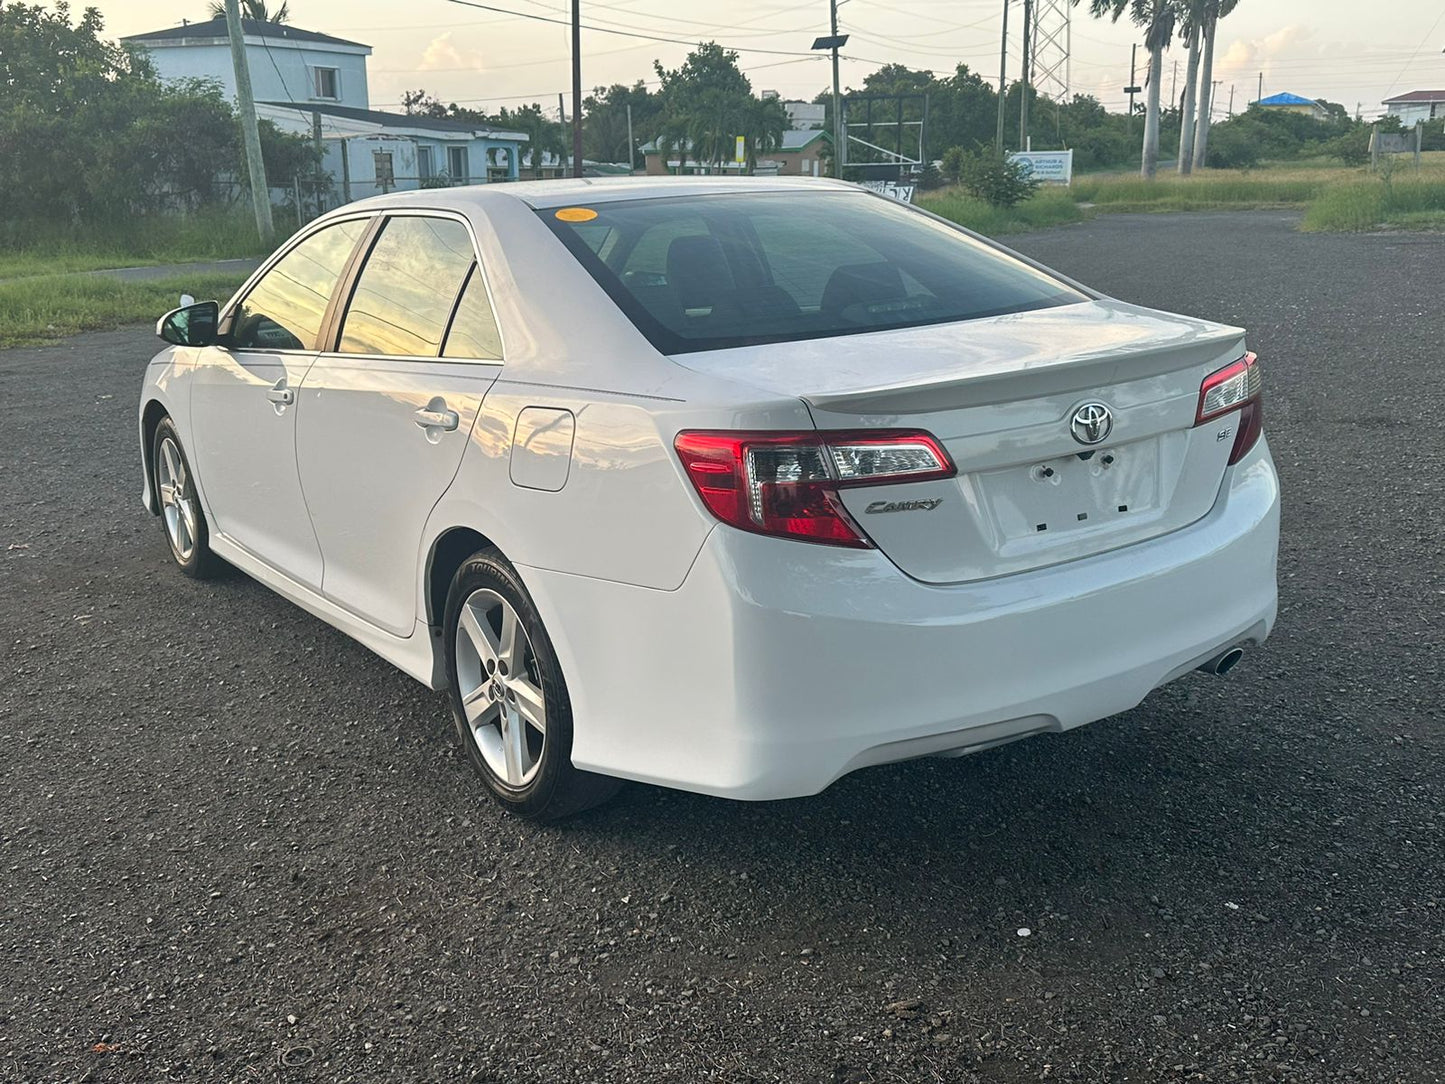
1070, 402, 1114, 445
864, 498, 943, 514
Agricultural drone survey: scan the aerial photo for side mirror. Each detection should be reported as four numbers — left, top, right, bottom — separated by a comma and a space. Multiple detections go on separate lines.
157, 300, 220, 347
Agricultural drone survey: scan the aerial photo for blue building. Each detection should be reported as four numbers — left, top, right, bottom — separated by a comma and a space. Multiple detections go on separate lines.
121, 17, 528, 200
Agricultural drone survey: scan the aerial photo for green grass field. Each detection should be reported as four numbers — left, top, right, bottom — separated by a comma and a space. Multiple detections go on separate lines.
923, 159, 1445, 236
0, 272, 246, 348
0, 208, 280, 281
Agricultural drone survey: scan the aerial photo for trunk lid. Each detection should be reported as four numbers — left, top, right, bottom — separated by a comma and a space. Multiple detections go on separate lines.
673, 300, 1249, 584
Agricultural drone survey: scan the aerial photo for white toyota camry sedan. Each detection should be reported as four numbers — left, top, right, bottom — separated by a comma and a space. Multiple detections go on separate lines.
140, 177, 1279, 820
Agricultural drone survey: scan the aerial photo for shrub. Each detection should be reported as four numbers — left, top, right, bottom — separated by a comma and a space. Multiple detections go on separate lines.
956, 150, 1039, 208
1322, 130, 1370, 166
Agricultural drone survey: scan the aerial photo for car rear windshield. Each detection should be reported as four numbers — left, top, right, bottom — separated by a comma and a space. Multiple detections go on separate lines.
538, 190, 1087, 354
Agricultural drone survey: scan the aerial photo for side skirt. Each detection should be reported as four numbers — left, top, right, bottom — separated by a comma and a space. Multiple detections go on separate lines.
208, 535, 446, 691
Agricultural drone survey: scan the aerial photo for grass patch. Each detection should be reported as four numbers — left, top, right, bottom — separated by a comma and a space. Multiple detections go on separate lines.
0, 207, 283, 281
0, 272, 246, 348
919, 185, 1091, 234
1301, 173, 1445, 231
1070, 168, 1350, 211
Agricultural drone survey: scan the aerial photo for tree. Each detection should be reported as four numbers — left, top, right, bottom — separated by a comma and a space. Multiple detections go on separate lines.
207, 0, 290, 22
1176, 0, 1205, 173
582, 82, 659, 167
1082, 0, 1177, 179
1192, 0, 1240, 168
653, 43, 781, 171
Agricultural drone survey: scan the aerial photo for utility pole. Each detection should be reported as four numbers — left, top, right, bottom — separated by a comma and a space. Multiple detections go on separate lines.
626, 102, 635, 174
1125, 43, 1141, 136
1227, 84, 1234, 117
812, 2, 849, 178
831, 0, 843, 177
1257, 71, 1263, 105
995, 0, 1009, 155
1212, 80, 1223, 122
570, 0, 583, 178
223, 0, 273, 243
1019, 0, 1032, 152
1171, 58, 1178, 107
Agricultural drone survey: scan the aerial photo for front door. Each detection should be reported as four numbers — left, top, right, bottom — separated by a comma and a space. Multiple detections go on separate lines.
189, 217, 370, 589
297, 215, 504, 636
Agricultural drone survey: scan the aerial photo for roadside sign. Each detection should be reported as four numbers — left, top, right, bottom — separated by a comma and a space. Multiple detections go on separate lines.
735, 136, 746, 165
1008, 149, 1073, 185
859, 180, 915, 203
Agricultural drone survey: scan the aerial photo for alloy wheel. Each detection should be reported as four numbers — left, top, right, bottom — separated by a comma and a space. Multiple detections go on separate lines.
156, 436, 199, 563
453, 588, 548, 788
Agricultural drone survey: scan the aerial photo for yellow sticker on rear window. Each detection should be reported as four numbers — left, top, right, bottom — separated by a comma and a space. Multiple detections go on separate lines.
555, 207, 598, 222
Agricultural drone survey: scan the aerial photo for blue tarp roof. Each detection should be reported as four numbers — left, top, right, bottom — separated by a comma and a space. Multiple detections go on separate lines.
1258, 92, 1318, 107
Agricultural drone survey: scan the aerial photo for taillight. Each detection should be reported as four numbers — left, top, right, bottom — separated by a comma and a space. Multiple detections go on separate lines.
1195, 351, 1263, 466
674, 430, 956, 548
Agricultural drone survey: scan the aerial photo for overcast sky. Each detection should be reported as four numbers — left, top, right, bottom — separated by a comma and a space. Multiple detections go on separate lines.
103, 0, 1445, 119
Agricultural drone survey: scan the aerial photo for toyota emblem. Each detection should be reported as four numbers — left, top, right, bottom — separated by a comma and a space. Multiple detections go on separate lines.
1070, 402, 1113, 445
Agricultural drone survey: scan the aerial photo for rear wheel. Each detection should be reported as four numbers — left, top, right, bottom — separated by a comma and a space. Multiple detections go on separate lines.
443, 549, 620, 821
152, 417, 224, 579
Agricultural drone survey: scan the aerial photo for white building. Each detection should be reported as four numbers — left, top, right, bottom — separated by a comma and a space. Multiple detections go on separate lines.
122, 16, 529, 199
1382, 90, 1445, 126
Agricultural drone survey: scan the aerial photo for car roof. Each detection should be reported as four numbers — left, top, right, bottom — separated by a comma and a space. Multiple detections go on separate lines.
338, 175, 861, 216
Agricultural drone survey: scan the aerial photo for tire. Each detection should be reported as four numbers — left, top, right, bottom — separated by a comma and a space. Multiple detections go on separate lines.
443, 548, 621, 822
151, 417, 225, 580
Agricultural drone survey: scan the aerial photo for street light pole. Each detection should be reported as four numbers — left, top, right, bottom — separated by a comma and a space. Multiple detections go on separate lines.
831, 0, 843, 177
811, 8, 849, 179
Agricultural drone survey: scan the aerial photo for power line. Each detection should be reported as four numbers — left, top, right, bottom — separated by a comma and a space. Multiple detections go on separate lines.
443, 0, 820, 57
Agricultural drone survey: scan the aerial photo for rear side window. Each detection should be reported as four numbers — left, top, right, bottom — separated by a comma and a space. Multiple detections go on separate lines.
442, 265, 503, 360
540, 192, 1086, 354
338, 216, 475, 357
231, 218, 367, 351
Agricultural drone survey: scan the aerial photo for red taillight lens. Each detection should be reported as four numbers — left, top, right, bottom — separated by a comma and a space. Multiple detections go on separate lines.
674, 430, 956, 548
1195, 351, 1263, 465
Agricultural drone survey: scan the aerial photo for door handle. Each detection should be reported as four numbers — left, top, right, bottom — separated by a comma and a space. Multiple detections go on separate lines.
414, 407, 460, 432
267, 385, 294, 405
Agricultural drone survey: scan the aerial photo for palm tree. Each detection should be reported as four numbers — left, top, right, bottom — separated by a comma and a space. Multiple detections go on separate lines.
1176, 0, 1206, 173
1192, 0, 1239, 168
207, 0, 291, 22
1083, 0, 1177, 179
742, 96, 789, 171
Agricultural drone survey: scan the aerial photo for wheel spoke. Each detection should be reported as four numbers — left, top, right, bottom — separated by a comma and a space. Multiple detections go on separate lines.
160, 441, 180, 484
459, 602, 500, 665
498, 606, 521, 671
510, 678, 546, 735
501, 711, 527, 784
177, 498, 198, 547
461, 681, 496, 726
158, 482, 176, 506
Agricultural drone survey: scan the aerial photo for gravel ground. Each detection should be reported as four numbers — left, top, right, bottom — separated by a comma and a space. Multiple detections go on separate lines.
1, 211, 1441, 1084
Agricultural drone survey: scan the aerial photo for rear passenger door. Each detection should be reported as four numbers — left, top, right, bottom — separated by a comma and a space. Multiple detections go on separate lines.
295, 213, 503, 637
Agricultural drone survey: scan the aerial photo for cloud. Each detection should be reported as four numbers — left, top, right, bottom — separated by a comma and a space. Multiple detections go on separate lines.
418, 32, 486, 74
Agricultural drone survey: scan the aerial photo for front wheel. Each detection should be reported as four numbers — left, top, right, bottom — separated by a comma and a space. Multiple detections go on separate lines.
443, 549, 621, 821
151, 417, 224, 579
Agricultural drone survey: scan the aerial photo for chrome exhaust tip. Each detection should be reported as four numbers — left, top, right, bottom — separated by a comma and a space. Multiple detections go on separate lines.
1197, 646, 1245, 676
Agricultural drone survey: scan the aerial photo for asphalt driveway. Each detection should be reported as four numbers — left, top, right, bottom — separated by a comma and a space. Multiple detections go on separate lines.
1, 211, 1441, 1083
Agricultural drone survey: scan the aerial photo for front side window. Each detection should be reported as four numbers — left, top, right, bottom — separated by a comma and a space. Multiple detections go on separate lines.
314, 67, 339, 99
337, 216, 476, 357
230, 218, 368, 352
541, 191, 1086, 354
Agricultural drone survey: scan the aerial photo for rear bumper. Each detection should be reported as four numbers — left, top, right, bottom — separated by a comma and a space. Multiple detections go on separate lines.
521, 437, 1280, 800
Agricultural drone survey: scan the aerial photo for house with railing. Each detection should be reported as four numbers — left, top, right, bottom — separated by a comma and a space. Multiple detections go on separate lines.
121, 16, 528, 201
